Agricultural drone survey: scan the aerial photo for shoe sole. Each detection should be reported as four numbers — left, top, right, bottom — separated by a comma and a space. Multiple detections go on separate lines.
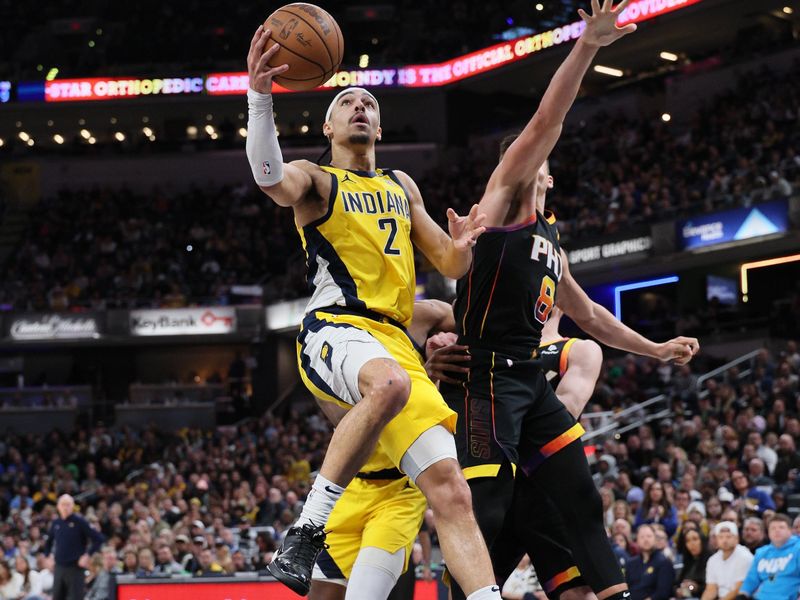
267, 560, 310, 596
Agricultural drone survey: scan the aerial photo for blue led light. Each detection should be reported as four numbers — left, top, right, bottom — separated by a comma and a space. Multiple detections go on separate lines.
613, 276, 679, 321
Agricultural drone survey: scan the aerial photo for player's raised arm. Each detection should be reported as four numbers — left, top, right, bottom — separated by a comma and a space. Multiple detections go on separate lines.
556, 249, 700, 364
479, 0, 637, 225
246, 25, 314, 207
396, 170, 485, 280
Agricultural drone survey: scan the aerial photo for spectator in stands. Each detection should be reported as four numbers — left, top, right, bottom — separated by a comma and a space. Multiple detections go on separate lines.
677, 528, 712, 599
85, 546, 120, 600
738, 514, 800, 600
730, 471, 776, 516
774, 435, 800, 484
135, 547, 155, 576
747, 459, 775, 493
154, 544, 185, 575
702, 522, 753, 600
122, 549, 138, 574
748, 434, 778, 476
44, 494, 105, 600
626, 524, 674, 600
634, 481, 679, 537
741, 518, 768, 554
13, 553, 45, 599
0, 559, 23, 598
194, 548, 223, 577
231, 550, 251, 573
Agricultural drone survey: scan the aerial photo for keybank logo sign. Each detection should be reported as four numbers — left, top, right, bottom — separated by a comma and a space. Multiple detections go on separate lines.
130, 308, 236, 336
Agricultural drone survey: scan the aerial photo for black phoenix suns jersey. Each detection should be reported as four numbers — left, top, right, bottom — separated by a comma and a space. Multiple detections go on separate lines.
454, 211, 562, 359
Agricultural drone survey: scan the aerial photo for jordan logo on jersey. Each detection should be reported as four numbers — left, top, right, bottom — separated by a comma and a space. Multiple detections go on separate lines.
530, 235, 562, 280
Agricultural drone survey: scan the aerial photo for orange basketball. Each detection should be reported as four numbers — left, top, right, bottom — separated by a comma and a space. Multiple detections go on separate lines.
263, 3, 343, 91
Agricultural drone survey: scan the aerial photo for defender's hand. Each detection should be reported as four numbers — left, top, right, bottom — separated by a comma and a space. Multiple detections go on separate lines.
425, 344, 470, 385
247, 25, 290, 94
447, 204, 486, 251
578, 0, 637, 48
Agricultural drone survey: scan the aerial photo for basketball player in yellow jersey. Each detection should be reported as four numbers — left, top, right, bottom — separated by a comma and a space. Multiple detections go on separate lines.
309, 300, 454, 600
246, 28, 501, 600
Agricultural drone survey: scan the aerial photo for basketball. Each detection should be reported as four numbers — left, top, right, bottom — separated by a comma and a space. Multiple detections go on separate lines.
263, 3, 343, 91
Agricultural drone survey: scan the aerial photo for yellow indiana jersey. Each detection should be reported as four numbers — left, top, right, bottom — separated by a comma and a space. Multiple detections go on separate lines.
297, 166, 416, 326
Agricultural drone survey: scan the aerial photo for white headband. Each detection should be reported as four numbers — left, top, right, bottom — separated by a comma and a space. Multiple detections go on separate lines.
325, 87, 380, 123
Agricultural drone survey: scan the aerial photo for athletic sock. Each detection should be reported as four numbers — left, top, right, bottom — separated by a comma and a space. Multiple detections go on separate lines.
295, 474, 345, 528
466, 584, 502, 599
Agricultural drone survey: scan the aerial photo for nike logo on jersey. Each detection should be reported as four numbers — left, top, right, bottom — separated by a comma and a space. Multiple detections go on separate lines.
530, 235, 562, 280
492, 586, 500, 592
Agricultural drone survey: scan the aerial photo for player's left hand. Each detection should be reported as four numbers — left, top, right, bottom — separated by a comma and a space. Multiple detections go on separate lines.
447, 204, 486, 251
425, 343, 470, 384
578, 0, 637, 48
656, 336, 700, 365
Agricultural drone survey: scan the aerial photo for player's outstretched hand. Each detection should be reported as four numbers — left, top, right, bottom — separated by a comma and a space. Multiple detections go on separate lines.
656, 336, 700, 365
447, 204, 486, 251
578, 0, 637, 48
247, 25, 290, 94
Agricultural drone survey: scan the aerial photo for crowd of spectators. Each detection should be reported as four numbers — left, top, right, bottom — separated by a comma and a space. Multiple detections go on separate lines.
2, 63, 797, 312
0, 340, 797, 599
421, 64, 799, 246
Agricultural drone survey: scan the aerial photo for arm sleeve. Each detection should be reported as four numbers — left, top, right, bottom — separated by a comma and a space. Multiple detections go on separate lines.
245, 89, 285, 187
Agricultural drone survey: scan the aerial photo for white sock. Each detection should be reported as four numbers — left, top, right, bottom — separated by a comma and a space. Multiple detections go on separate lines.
295, 474, 345, 527
467, 584, 502, 600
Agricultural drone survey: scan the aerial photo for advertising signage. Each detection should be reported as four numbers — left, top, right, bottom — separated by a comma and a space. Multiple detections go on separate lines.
567, 235, 652, 266
8, 314, 102, 341
129, 307, 236, 336
678, 199, 789, 251
20, 0, 700, 103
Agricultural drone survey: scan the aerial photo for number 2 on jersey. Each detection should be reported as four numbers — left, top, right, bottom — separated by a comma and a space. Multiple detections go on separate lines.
378, 218, 401, 255
535, 275, 555, 324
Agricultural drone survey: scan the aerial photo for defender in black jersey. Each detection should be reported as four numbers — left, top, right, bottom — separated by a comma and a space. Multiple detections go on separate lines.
438, 4, 698, 600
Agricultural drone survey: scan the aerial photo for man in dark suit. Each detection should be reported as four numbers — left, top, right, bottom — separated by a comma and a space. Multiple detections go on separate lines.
44, 494, 105, 600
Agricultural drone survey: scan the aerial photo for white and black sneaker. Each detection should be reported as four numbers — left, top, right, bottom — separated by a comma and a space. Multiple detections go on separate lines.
267, 523, 328, 596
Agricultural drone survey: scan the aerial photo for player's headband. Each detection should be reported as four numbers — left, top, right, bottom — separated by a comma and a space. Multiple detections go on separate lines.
325, 87, 380, 123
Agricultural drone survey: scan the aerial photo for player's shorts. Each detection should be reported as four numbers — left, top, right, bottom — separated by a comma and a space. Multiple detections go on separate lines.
312, 467, 427, 583
492, 483, 586, 600
440, 348, 583, 479
297, 306, 457, 468
534, 338, 579, 390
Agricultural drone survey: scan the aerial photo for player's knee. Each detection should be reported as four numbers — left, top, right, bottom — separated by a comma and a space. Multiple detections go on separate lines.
424, 461, 473, 515
573, 340, 603, 373
361, 359, 411, 419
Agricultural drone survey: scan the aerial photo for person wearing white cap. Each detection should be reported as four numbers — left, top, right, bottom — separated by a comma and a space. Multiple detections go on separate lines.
701, 522, 753, 600
246, 21, 493, 600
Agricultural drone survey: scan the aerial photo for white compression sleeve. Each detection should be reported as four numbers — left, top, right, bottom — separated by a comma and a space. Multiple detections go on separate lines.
345, 547, 405, 600
246, 88, 284, 187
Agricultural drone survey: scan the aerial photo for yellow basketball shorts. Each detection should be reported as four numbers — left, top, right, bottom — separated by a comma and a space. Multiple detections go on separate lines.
296, 309, 457, 468
312, 472, 427, 581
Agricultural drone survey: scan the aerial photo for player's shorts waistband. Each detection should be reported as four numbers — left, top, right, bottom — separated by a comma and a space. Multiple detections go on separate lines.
306, 306, 424, 357
458, 337, 539, 361
355, 467, 405, 480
